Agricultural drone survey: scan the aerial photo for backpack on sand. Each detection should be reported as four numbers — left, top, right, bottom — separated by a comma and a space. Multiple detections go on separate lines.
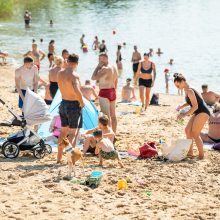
139, 142, 158, 159
150, 93, 159, 105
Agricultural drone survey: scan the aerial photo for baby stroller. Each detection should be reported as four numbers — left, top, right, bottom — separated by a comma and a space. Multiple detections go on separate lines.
0, 89, 52, 159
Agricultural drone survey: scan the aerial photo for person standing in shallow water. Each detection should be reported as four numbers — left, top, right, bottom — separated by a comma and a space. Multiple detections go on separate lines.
131, 46, 141, 85
24, 10, 31, 27
174, 73, 210, 159
137, 53, 156, 110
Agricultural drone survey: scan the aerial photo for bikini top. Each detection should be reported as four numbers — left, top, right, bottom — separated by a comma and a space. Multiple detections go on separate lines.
141, 62, 153, 74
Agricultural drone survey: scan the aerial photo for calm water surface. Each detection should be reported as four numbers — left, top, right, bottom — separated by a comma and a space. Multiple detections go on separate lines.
0, 0, 220, 94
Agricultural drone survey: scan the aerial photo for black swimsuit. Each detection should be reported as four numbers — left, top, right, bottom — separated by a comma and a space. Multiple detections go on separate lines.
49, 81, 58, 99
185, 88, 210, 116
139, 62, 153, 88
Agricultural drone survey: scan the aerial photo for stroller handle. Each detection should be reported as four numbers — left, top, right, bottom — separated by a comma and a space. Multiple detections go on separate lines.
0, 98, 5, 105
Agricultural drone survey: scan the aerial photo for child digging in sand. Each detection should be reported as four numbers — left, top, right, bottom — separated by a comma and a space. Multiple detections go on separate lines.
82, 115, 115, 154
93, 130, 124, 168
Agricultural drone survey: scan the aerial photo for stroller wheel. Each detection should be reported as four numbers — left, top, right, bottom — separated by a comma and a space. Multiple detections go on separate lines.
33, 147, 46, 159
2, 142, 19, 158
44, 144, 52, 154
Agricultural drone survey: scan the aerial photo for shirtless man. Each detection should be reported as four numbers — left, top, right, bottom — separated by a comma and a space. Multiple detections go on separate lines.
92, 53, 118, 133
24, 43, 45, 72
15, 56, 38, 109
81, 80, 98, 102
131, 46, 141, 85
62, 49, 69, 68
121, 78, 136, 102
201, 84, 220, 106
49, 56, 63, 99
57, 54, 84, 163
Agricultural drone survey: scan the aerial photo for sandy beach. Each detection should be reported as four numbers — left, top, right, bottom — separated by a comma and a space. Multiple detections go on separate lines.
0, 65, 219, 220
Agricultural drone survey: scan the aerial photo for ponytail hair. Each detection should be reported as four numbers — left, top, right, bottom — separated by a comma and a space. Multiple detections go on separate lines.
173, 73, 186, 83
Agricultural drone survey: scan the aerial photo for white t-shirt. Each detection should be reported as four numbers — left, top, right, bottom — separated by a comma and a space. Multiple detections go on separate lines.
100, 138, 115, 153
15, 65, 38, 90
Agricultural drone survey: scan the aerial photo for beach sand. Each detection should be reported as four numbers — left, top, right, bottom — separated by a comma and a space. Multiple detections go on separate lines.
0, 65, 219, 220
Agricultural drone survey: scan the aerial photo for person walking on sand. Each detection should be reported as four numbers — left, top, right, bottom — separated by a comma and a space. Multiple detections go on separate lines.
15, 57, 38, 109
174, 73, 210, 159
92, 53, 118, 133
49, 56, 63, 99
57, 54, 84, 163
24, 43, 45, 72
131, 46, 141, 85
116, 45, 123, 71
137, 53, 156, 110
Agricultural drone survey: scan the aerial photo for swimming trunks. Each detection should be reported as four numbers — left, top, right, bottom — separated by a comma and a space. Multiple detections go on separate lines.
49, 81, 58, 99
59, 100, 83, 129
185, 88, 210, 116
99, 88, 116, 102
207, 135, 220, 143
139, 78, 152, 88
133, 63, 139, 73
100, 150, 119, 159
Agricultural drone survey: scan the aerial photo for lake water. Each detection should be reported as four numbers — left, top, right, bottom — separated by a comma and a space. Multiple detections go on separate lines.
0, 0, 220, 94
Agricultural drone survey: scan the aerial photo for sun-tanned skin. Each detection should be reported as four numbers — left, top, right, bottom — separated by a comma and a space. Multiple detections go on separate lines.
91, 54, 118, 133
57, 55, 84, 163
121, 79, 136, 102
81, 81, 98, 101
201, 85, 220, 106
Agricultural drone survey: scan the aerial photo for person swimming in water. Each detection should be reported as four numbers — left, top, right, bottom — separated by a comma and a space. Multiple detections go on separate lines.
137, 53, 156, 110
156, 48, 163, 56
174, 73, 210, 159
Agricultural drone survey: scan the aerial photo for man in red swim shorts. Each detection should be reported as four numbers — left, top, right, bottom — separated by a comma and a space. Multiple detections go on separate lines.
92, 53, 118, 133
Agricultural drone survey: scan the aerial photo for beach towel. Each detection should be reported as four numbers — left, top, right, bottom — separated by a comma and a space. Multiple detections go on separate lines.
161, 139, 192, 161
139, 142, 158, 159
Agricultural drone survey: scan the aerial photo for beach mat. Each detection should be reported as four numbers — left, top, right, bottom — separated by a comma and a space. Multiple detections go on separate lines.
203, 143, 214, 150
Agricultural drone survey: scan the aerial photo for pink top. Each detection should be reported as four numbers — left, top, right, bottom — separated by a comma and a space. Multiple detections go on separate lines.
53, 115, 61, 137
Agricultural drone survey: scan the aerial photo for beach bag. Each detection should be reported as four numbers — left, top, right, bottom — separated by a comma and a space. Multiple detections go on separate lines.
139, 142, 158, 159
150, 93, 159, 105
161, 139, 192, 161
213, 143, 220, 151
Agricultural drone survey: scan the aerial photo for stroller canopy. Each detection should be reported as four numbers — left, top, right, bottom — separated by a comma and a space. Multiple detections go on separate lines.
23, 89, 51, 126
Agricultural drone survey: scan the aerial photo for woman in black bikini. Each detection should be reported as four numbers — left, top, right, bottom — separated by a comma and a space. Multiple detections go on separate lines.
174, 73, 210, 159
137, 53, 156, 110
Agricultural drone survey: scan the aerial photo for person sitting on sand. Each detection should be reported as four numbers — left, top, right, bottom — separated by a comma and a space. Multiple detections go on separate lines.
82, 115, 115, 154
93, 130, 124, 168
174, 73, 210, 159
24, 43, 45, 72
49, 115, 61, 139
0, 50, 8, 64
201, 84, 220, 106
81, 80, 98, 102
15, 56, 38, 109
200, 103, 220, 143
156, 48, 163, 56
121, 78, 136, 102
49, 56, 63, 99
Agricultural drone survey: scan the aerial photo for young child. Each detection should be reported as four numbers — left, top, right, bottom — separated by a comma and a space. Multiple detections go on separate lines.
82, 115, 115, 154
93, 130, 124, 168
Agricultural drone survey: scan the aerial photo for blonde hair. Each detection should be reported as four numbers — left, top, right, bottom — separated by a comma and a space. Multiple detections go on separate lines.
54, 55, 64, 66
